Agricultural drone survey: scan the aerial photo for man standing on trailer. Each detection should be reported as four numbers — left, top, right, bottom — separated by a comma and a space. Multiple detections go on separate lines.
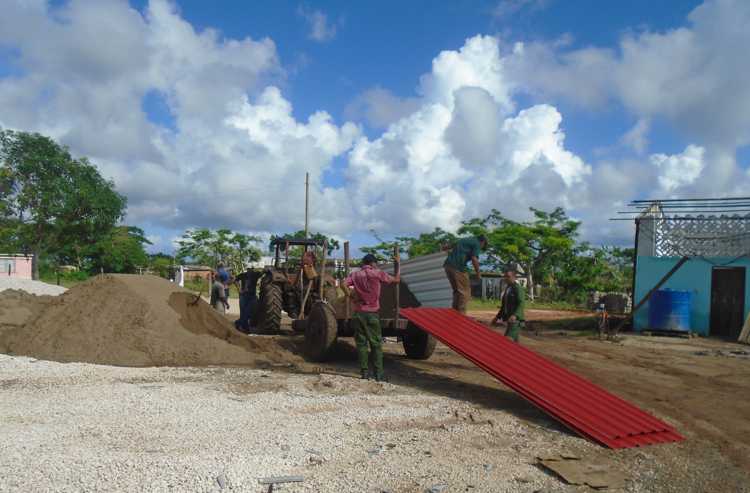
491, 266, 526, 342
346, 254, 400, 381
443, 235, 488, 313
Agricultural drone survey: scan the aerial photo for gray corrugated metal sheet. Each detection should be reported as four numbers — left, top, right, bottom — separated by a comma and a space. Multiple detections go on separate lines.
385, 252, 452, 308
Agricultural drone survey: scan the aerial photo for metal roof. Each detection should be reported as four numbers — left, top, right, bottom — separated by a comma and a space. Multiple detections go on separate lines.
384, 252, 452, 308
401, 307, 684, 449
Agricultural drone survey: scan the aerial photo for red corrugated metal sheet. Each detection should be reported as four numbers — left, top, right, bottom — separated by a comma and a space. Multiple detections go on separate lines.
401, 307, 684, 449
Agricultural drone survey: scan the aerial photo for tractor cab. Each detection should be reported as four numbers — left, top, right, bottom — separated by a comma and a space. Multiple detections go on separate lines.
269, 237, 324, 280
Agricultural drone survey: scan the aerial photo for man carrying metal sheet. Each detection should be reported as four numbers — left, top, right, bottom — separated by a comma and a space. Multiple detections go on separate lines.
345, 254, 400, 381
443, 235, 488, 313
491, 266, 525, 342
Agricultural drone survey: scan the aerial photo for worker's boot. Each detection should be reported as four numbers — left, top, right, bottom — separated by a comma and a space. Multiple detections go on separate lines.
375, 372, 388, 383
360, 370, 370, 380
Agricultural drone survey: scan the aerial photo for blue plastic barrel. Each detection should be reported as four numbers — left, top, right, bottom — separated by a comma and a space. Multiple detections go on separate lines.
648, 289, 692, 332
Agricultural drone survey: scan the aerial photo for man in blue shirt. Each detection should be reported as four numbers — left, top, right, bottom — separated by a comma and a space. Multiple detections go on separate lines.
217, 263, 230, 300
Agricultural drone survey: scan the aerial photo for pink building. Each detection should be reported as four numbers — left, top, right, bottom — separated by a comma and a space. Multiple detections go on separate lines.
0, 255, 34, 280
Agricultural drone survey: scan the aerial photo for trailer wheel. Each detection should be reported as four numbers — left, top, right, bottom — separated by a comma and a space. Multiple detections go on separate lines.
304, 302, 337, 361
256, 282, 283, 334
402, 322, 436, 359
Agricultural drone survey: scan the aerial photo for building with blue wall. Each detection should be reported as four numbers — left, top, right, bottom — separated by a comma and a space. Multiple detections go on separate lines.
634, 256, 750, 336
631, 200, 750, 338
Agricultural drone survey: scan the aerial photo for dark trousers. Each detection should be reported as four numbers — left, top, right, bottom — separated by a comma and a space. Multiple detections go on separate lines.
237, 292, 257, 330
352, 312, 383, 377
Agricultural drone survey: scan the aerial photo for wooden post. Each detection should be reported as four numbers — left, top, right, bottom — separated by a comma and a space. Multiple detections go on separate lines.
631, 218, 641, 302
394, 244, 400, 323
318, 240, 328, 301
344, 241, 351, 320
304, 172, 310, 239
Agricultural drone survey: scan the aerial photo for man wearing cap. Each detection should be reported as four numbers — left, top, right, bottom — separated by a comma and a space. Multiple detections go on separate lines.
210, 271, 229, 314
491, 266, 526, 342
346, 254, 400, 381
443, 235, 488, 314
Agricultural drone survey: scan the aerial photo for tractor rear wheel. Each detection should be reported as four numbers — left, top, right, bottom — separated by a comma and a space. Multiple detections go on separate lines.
402, 322, 437, 359
257, 282, 283, 334
304, 302, 337, 361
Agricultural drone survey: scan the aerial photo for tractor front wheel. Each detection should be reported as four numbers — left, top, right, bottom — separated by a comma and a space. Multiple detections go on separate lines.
256, 282, 283, 334
402, 322, 437, 359
304, 302, 337, 361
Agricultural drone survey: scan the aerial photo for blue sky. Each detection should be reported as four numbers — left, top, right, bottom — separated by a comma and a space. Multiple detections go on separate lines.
135, 0, 701, 153
129, 0, 701, 150
1, 0, 748, 256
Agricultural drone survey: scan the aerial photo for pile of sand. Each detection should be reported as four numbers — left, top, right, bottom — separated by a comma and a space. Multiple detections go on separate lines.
0, 290, 57, 336
0, 274, 300, 367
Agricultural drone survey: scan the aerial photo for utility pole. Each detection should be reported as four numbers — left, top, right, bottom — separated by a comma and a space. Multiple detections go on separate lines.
304, 172, 310, 238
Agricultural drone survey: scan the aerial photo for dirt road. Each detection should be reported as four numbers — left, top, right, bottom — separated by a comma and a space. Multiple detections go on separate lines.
284, 309, 750, 492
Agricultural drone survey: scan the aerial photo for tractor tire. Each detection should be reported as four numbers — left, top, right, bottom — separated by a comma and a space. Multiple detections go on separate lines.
402, 322, 437, 360
257, 282, 283, 334
304, 301, 338, 361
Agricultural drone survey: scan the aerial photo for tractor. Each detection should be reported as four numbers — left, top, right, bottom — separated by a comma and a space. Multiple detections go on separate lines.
293, 242, 438, 362
253, 238, 335, 334
254, 237, 438, 362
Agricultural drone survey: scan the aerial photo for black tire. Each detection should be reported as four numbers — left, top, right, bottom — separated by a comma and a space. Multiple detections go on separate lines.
304, 302, 338, 361
257, 282, 283, 334
402, 322, 437, 360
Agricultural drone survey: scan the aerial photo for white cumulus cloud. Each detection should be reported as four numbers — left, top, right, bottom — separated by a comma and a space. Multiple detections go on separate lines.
651, 145, 706, 192
2, 0, 746, 251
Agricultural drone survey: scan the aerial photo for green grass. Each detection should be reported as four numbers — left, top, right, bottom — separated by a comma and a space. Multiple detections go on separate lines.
39, 273, 88, 289
526, 300, 584, 312
468, 298, 583, 312
467, 298, 501, 311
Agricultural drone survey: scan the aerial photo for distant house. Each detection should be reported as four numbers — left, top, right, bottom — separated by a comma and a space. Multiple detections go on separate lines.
0, 254, 34, 280
181, 265, 213, 282
630, 199, 750, 338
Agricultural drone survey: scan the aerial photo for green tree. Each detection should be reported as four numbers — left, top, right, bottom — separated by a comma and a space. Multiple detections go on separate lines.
89, 226, 151, 274
0, 130, 126, 278
361, 228, 457, 262
459, 207, 580, 299
177, 228, 261, 273
148, 253, 175, 278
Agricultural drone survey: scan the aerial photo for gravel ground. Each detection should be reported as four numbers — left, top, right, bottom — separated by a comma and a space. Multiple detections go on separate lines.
0, 355, 607, 493
0, 278, 66, 296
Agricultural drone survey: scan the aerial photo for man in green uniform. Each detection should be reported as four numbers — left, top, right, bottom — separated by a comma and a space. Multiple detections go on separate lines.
443, 235, 488, 313
491, 266, 525, 342
345, 254, 400, 381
